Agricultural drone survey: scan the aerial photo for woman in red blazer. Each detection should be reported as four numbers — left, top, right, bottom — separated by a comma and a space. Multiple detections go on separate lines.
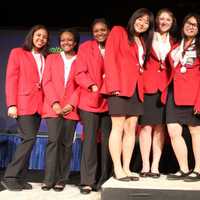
164, 13, 200, 181
41, 28, 80, 191
74, 18, 112, 194
2, 25, 49, 191
102, 8, 154, 181
139, 9, 177, 178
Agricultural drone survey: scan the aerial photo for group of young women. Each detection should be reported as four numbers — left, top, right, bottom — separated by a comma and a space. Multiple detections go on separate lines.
1, 6, 200, 194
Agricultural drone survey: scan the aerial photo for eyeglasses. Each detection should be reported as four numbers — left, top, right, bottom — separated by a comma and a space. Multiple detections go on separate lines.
185, 21, 198, 28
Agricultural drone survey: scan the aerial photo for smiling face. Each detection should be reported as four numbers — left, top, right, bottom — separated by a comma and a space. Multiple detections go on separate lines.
60, 31, 76, 53
183, 16, 198, 39
133, 14, 150, 34
92, 22, 109, 43
157, 11, 173, 34
32, 28, 48, 52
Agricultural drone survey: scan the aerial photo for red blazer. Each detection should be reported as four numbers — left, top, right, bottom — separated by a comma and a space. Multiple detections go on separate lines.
42, 53, 79, 120
74, 40, 108, 113
101, 26, 144, 101
143, 38, 175, 94
161, 43, 200, 112
6, 48, 44, 115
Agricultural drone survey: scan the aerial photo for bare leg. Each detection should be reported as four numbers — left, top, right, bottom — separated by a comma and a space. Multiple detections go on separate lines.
188, 125, 200, 173
139, 125, 152, 173
122, 116, 138, 176
167, 123, 189, 172
151, 125, 165, 173
109, 116, 127, 178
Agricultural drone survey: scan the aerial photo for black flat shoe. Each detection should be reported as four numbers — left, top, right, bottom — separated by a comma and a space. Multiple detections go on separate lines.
53, 184, 65, 192
18, 180, 32, 190
139, 171, 150, 178
167, 170, 191, 180
113, 174, 131, 182
41, 184, 53, 191
1, 178, 23, 191
128, 176, 139, 181
149, 172, 160, 178
80, 186, 92, 194
184, 171, 200, 182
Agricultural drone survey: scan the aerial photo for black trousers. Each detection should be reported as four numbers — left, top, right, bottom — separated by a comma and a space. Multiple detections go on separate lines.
43, 117, 77, 185
4, 113, 41, 179
79, 109, 112, 187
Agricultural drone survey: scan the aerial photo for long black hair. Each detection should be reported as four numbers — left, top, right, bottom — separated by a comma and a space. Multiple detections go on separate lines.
181, 13, 200, 57
58, 28, 80, 53
22, 24, 50, 57
127, 8, 155, 67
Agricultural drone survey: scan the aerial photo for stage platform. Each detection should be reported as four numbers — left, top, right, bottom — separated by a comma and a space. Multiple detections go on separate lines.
101, 174, 200, 200
0, 170, 100, 200
0, 182, 100, 200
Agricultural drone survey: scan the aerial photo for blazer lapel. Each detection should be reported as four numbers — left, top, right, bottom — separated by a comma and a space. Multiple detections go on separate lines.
58, 53, 65, 88
25, 51, 40, 80
91, 40, 104, 84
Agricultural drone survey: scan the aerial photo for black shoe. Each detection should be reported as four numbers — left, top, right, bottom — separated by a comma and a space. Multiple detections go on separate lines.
53, 184, 65, 192
113, 174, 131, 182
41, 184, 53, 191
80, 186, 92, 194
18, 180, 32, 190
148, 172, 161, 178
128, 176, 139, 181
1, 178, 23, 191
139, 171, 150, 178
184, 171, 200, 182
167, 170, 191, 180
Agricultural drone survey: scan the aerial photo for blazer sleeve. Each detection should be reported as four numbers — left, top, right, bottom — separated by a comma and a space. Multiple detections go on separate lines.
194, 86, 200, 112
194, 66, 200, 112
68, 87, 80, 108
74, 45, 95, 90
6, 49, 20, 107
42, 55, 60, 106
104, 26, 123, 93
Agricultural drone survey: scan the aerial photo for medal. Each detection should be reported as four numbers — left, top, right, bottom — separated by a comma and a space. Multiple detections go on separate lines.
139, 67, 144, 73
160, 62, 165, 70
180, 66, 187, 73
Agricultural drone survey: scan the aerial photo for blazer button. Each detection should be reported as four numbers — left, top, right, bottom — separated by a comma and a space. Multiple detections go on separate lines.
36, 83, 41, 89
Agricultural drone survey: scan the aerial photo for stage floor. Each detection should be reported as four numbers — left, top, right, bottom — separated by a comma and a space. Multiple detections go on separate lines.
0, 183, 100, 200
0, 170, 100, 200
1, 171, 200, 200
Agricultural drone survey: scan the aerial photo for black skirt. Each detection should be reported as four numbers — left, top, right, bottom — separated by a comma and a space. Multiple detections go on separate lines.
108, 90, 143, 116
139, 92, 165, 125
166, 85, 200, 125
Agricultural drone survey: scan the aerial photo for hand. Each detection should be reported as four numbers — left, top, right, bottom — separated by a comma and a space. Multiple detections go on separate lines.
62, 104, 73, 115
52, 102, 63, 115
8, 106, 17, 118
89, 84, 98, 92
111, 91, 120, 96
194, 109, 200, 115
